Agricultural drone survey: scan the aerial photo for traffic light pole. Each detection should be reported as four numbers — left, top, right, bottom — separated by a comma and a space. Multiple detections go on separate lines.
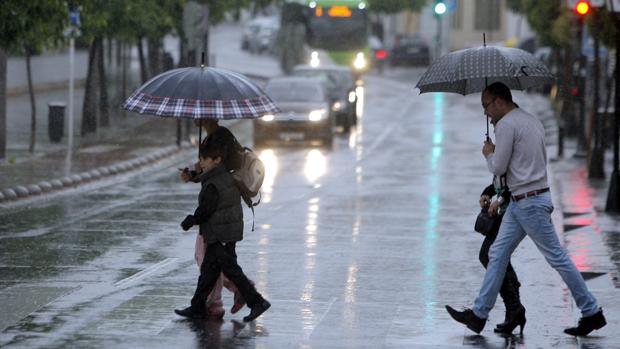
435, 15, 442, 61
606, 11, 620, 212
574, 16, 588, 158
588, 8, 605, 179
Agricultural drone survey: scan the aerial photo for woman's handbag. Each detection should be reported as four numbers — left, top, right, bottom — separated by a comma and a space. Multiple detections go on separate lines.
474, 206, 498, 236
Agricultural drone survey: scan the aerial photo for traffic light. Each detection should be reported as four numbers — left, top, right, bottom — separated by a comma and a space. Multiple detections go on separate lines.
574, 1, 590, 16
434, 1, 447, 16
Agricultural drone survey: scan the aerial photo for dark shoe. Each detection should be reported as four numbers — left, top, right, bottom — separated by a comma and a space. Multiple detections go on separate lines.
243, 300, 271, 322
494, 305, 526, 334
564, 309, 606, 336
174, 306, 205, 319
445, 305, 486, 334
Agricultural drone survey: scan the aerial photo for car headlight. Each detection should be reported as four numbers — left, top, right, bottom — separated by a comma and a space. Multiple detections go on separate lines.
262, 114, 274, 121
348, 91, 357, 103
353, 52, 366, 70
308, 109, 326, 121
332, 101, 344, 111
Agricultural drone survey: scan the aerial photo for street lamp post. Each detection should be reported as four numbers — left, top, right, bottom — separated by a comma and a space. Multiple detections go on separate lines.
65, 8, 81, 175
433, 1, 447, 61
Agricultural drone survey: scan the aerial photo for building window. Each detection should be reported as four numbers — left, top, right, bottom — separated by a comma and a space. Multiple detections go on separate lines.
474, 0, 501, 31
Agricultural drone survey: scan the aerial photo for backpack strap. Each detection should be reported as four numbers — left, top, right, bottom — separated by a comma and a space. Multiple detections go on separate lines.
249, 192, 261, 232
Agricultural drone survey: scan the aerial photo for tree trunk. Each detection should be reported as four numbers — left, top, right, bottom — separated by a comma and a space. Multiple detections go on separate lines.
560, 47, 576, 136
98, 38, 110, 127
0, 48, 6, 161
137, 36, 149, 83
116, 39, 122, 68
147, 37, 162, 77
25, 50, 36, 153
82, 38, 99, 135
106, 36, 113, 68
121, 42, 128, 111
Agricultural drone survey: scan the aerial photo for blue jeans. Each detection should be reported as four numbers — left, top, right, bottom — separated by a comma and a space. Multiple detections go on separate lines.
472, 191, 599, 319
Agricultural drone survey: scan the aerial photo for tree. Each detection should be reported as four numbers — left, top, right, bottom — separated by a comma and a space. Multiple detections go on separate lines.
368, 0, 428, 14
74, 0, 105, 135
0, 1, 66, 156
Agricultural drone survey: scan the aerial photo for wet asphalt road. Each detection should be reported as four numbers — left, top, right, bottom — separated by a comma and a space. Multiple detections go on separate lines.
1, 69, 618, 348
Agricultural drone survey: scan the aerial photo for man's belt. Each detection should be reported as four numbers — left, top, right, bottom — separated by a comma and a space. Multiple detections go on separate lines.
511, 188, 549, 202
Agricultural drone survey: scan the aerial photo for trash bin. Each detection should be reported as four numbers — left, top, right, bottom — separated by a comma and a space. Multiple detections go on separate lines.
48, 102, 66, 143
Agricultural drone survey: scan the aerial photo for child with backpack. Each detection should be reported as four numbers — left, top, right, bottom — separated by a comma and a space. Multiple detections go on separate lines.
175, 142, 270, 322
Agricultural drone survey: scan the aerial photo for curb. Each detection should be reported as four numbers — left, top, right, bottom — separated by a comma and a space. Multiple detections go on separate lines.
1, 70, 268, 205
0, 144, 190, 204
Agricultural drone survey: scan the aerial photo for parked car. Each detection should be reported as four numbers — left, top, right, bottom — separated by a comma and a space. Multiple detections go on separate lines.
240, 16, 280, 55
255, 77, 333, 147
390, 34, 430, 66
291, 64, 357, 132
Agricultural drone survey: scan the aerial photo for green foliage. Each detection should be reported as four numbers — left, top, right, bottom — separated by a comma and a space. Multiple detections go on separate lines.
0, 0, 67, 53
368, 0, 428, 14
587, 8, 617, 48
510, 0, 617, 50
518, 0, 565, 48
551, 11, 572, 48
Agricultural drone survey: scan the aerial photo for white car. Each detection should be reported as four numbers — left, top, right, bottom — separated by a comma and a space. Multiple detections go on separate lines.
241, 16, 280, 55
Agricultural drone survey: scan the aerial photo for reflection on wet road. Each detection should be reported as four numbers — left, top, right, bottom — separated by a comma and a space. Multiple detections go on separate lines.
0, 69, 617, 348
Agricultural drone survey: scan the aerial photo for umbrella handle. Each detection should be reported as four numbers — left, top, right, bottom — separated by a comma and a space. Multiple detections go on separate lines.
198, 119, 202, 159
486, 115, 489, 141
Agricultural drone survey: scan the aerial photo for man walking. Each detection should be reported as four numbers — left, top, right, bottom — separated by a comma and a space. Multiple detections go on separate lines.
445, 82, 606, 336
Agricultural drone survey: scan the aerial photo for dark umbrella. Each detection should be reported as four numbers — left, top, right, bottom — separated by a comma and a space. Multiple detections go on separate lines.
122, 66, 279, 120
415, 35, 554, 137
122, 66, 280, 146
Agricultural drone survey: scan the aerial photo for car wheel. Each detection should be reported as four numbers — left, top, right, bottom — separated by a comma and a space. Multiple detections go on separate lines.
349, 107, 357, 126
342, 114, 351, 133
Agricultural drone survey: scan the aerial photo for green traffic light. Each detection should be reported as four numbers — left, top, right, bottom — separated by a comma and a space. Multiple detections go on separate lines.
434, 2, 447, 15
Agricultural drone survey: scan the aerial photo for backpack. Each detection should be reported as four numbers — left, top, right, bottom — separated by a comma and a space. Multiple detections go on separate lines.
231, 147, 265, 230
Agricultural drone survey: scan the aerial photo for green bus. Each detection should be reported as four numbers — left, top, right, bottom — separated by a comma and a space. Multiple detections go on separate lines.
301, 0, 371, 73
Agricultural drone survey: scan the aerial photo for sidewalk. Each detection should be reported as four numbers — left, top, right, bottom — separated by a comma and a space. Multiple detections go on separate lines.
0, 21, 282, 204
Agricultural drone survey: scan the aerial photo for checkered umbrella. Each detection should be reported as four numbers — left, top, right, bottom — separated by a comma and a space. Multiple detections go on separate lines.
122, 67, 280, 119
415, 46, 555, 95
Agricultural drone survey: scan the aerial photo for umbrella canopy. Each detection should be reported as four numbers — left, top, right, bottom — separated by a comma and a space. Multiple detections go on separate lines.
415, 46, 555, 95
122, 67, 280, 119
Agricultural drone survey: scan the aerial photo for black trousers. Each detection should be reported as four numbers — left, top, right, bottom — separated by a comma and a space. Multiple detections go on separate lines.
478, 226, 522, 310
191, 241, 263, 312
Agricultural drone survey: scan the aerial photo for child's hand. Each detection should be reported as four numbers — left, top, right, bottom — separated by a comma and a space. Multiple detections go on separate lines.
179, 168, 191, 182
181, 215, 194, 231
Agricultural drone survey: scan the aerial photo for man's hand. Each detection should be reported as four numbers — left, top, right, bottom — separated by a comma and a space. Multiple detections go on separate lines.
479, 195, 491, 208
181, 215, 195, 231
487, 200, 500, 216
482, 139, 495, 157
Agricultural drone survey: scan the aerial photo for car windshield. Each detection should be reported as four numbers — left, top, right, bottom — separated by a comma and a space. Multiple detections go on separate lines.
266, 83, 324, 102
396, 36, 425, 47
293, 70, 352, 93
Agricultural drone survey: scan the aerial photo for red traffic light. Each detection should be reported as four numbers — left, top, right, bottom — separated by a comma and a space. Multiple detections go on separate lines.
574, 1, 590, 16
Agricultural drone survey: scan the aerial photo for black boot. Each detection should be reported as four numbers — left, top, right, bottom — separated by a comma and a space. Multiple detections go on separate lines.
243, 299, 271, 322
564, 309, 606, 336
495, 273, 524, 333
445, 305, 486, 334
494, 305, 526, 335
